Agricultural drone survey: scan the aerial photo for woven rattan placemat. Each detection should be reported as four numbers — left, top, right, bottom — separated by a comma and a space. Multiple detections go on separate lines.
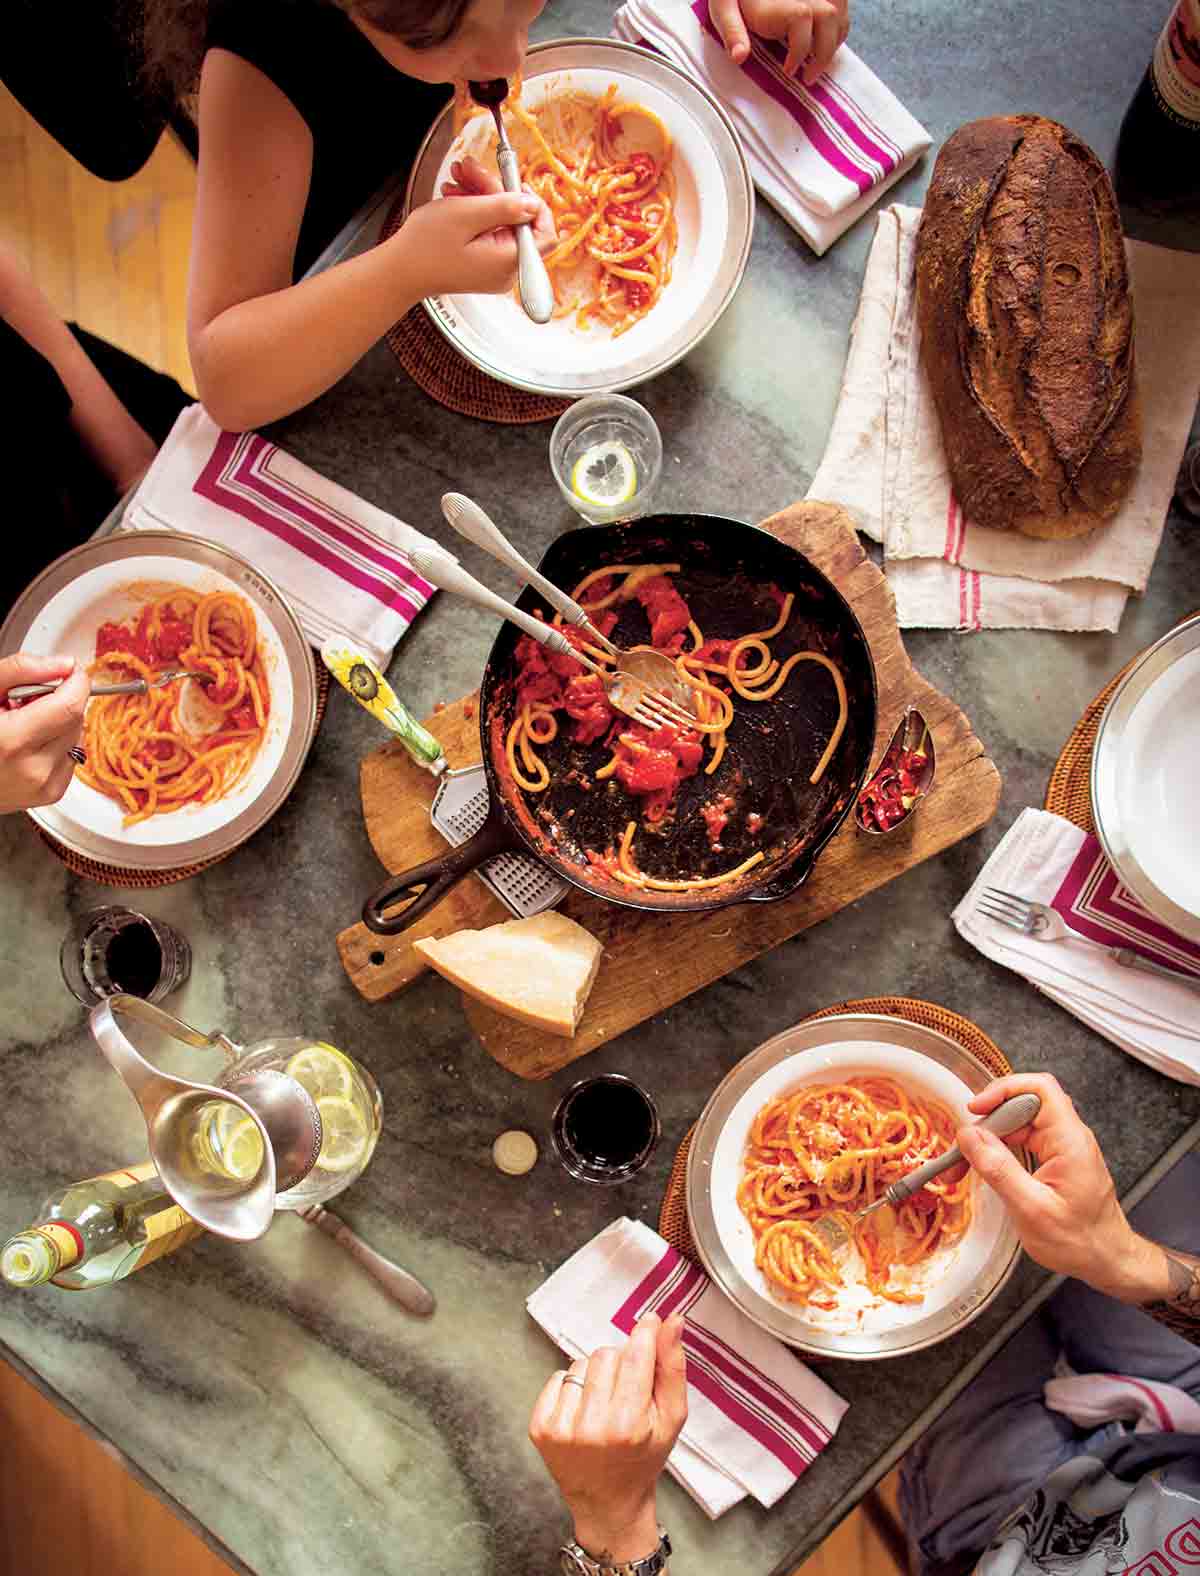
39, 663, 330, 890
658, 996, 1012, 1266
380, 197, 571, 425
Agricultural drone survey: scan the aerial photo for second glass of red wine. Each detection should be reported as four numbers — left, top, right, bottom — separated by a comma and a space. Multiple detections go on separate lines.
60, 907, 191, 1007
551, 1073, 661, 1185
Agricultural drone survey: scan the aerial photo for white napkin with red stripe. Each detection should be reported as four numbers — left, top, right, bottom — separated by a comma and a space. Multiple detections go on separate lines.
1045, 1359, 1200, 1437
954, 809, 1200, 1085
810, 205, 1200, 630
120, 405, 437, 669
612, 0, 930, 255
527, 1216, 848, 1519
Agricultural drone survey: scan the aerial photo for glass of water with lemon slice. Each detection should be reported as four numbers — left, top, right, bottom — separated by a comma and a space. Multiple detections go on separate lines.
550, 394, 663, 524
196, 1039, 382, 1209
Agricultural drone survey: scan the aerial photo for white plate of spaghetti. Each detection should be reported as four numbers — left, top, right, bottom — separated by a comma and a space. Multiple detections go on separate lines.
686, 1015, 1029, 1359
1, 532, 317, 871
405, 39, 754, 396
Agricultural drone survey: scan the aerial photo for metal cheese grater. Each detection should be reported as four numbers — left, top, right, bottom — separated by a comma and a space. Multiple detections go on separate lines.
321, 641, 566, 920
429, 765, 567, 918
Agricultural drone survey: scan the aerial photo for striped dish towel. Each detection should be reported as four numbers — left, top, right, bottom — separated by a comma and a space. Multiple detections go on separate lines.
612, 0, 930, 255
1045, 1359, 1200, 1437
121, 405, 436, 669
954, 809, 1200, 1086
527, 1216, 848, 1518
810, 206, 1200, 630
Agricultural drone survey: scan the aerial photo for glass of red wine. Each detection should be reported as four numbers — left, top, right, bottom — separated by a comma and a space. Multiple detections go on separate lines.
60, 907, 191, 1007
551, 1073, 661, 1185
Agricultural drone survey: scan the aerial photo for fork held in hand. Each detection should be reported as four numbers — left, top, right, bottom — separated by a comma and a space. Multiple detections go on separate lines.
978, 887, 1200, 992
9, 669, 214, 702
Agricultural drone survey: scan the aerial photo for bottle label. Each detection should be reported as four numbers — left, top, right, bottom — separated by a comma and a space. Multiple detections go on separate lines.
1152, 0, 1200, 127
92, 1161, 159, 1189
126, 1216, 205, 1273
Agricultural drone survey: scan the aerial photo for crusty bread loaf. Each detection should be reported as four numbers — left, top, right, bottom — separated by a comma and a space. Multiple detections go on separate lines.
413, 912, 602, 1038
916, 115, 1141, 540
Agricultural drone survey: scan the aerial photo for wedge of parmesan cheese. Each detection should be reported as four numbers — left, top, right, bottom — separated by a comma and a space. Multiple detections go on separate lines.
412, 913, 602, 1039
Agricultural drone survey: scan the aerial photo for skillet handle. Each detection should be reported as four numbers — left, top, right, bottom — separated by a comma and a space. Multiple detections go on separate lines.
361, 810, 515, 935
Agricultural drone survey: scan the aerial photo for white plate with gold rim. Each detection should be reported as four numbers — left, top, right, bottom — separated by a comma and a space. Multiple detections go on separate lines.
685, 1015, 1029, 1359
404, 37, 754, 397
0, 532, 317, 871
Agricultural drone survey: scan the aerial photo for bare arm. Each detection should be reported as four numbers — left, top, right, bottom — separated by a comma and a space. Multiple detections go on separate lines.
1119, 1240, 1200, 1345
0, 246, 156, 493
189, 51, 551, 433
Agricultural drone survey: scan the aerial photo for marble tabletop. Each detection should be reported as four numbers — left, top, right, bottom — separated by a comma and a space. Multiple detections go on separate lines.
3, 2, 1200, 1573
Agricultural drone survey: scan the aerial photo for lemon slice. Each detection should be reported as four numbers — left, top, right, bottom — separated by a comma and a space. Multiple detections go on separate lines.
314, 1095, 371, 1174
570, 440, 638, 509
285, 1042, 356, 1102
220, 1118, 266, 1181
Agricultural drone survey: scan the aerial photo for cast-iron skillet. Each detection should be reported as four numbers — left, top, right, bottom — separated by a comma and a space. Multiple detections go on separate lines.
362, 514, 876, 934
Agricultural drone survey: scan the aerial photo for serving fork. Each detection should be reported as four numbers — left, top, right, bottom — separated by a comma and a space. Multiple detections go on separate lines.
409, 547, 696, 734
296, 1204, 436, 1317
978, 888, 1200, 992
813, 1092, 1042, 1253
9, 669, 213, 701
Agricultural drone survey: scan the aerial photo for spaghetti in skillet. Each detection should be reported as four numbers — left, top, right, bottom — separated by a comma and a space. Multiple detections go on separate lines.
504, 565, 849, 892
738, 1076, 973, 1308
78, 589, 270, 826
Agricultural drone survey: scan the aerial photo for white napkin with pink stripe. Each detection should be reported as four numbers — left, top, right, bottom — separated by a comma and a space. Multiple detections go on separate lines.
954, 809, 1200, 1086
612, 0, 930, 255
1045, 1359, 1200, 1437
810, 206, 1200, 630
120, 405, 437, 669
527, 1216, 848, 1518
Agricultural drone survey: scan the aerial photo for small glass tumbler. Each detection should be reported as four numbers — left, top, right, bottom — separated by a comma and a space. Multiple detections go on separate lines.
550, 394, 663, 524
60, 906, 191, 1007
551, 1072, 661, 1185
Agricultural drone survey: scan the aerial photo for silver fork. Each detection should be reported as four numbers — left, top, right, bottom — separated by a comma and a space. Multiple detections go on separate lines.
409, 547, 696, 733
978, 887, 1200, 991
10, 669, 213, 701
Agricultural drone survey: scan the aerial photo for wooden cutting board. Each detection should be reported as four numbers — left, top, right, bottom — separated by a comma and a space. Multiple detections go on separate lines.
336, 501, 1001, 1079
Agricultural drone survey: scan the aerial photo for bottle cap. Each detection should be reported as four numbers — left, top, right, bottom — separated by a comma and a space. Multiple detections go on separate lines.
493, 1130, 538, 1176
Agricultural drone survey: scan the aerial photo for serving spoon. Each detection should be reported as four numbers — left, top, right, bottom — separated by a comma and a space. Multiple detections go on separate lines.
467, 77, 555, 325
812, 1092, 1041, 1254
440, 492, 696, 715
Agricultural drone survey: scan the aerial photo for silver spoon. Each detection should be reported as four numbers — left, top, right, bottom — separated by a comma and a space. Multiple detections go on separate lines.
813, 1092, 1041, 1253
10, 669, 215, 701
440, 492, 696, 715
467, 78, 555, 325
855, 707, 936, 835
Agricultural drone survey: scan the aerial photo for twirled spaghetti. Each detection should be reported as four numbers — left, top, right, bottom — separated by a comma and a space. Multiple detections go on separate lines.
462, 82, 678, 335
737, 1076, 972, 1308
78, 589, 270, 826
503, 565, 848, 891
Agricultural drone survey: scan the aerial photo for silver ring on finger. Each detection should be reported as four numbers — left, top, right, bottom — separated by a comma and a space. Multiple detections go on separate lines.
561, 1375, 587, 1390
68, 746, 86, 766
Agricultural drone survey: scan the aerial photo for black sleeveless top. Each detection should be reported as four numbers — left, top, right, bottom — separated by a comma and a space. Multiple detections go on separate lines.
206, 0, 450, 278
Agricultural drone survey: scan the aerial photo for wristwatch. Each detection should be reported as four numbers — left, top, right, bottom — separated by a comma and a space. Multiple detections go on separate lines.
559, 1527, 671, 1575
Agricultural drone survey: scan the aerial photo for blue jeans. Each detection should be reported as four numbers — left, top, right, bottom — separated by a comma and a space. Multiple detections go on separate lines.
899, 1151, 1200, 1576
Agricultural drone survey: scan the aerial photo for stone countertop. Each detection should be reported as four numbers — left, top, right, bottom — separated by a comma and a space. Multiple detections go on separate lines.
3, 2, 1199, 1573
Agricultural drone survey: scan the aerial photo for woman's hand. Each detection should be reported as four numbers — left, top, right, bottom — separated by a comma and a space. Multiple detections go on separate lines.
529, 1312, 688, 1565
708, 0, 850, 82
397, 155, 556, 300
957, 1073, 1157, 1300
0, 655, 89, 813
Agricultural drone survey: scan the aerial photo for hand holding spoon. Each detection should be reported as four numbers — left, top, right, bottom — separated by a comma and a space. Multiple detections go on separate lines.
468, 77, 555, 325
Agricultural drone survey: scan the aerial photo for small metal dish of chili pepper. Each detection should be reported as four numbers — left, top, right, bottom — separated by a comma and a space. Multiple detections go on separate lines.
855, 708, 935, 835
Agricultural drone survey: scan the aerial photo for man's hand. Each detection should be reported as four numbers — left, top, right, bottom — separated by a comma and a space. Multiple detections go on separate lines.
529, 1312, 687, 1564
958, 1074, 1158, 1301
0, 654, 88, 813
708, 0, 850, 82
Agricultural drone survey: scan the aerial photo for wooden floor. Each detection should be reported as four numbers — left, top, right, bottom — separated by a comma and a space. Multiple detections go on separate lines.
0, 82, 906, 1576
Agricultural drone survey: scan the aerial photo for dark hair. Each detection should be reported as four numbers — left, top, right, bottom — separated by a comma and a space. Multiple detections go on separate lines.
141, 0, 474, 99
